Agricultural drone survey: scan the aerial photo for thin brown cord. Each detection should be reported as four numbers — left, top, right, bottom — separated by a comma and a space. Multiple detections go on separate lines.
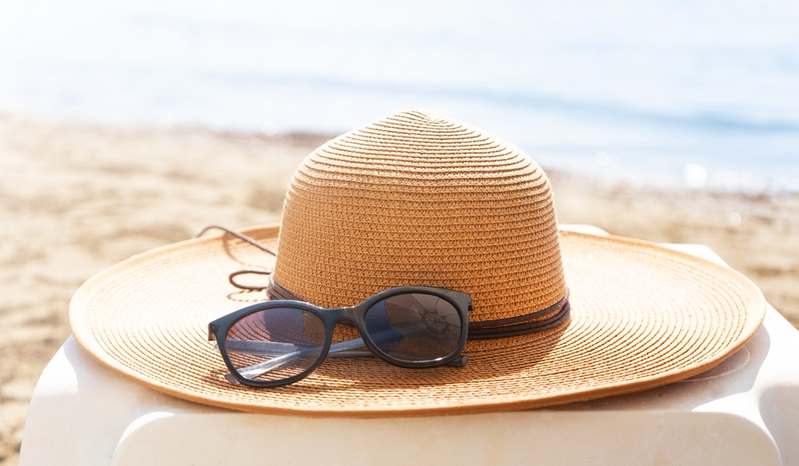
199, 224, 572, 340
203, 225, 572, 339
196, 224, 278, 256
228, 269, 272, 291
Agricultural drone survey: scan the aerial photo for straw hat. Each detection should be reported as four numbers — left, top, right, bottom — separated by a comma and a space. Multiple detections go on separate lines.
70, 110, 765, 417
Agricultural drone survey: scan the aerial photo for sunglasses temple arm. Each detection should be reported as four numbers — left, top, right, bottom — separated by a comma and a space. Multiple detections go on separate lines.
326, 350, 469, 367
326, 337, 370, 358
225, 338, 373, 382
224, 338, 469, 383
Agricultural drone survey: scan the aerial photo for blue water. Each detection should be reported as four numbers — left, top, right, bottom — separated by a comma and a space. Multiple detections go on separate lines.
2, 0, 798, 191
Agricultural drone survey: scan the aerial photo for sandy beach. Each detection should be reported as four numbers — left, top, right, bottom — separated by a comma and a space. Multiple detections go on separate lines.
1, 113, 797, 465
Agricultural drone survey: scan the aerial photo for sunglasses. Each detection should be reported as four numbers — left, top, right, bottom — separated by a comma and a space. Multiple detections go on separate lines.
208, 286, 472, 388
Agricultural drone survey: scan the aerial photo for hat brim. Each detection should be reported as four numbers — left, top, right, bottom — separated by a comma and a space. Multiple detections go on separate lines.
70, 225, 765, 417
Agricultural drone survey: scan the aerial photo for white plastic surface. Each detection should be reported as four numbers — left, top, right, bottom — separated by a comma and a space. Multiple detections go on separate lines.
19, 237, 799, 466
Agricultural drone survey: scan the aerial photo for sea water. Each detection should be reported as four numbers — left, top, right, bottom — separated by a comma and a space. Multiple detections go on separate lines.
1, 0, 798, 192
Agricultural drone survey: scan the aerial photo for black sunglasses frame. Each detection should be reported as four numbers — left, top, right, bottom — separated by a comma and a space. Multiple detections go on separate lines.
208, 286, 472, 388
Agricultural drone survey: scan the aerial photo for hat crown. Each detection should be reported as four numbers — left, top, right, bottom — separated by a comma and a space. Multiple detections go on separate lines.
273, 110, 566, 322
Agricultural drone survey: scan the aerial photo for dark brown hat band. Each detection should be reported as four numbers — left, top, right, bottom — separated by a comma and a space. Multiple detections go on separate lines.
266, 277, 570, 340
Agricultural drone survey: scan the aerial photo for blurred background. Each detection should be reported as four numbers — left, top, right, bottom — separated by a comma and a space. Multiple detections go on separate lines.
2, 0, 799, 189
1, 1, 798, 464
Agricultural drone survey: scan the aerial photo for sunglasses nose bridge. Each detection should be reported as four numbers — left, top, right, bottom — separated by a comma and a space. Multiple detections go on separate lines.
316, 307, 356, 333
331, 307, 358, 334
327, 307, 366, 338
337, 305, 360, 322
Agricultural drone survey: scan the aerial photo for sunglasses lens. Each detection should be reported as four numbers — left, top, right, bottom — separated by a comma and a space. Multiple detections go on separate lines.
225, 306, 326, 383
363, 293, 462, 363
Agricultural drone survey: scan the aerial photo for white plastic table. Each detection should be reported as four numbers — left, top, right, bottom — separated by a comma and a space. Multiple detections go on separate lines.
19, 227, 799, 465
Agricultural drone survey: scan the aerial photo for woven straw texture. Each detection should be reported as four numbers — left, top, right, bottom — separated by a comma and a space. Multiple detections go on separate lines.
70, 226, 765, 416
69, 111, 766, 416
274, 110, 565, 322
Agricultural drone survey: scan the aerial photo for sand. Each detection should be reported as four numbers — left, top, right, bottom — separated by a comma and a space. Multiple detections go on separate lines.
1, 113, 797, 465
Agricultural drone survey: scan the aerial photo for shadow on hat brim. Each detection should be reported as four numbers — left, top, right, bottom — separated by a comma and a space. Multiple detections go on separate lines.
70, 224, 766, 417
